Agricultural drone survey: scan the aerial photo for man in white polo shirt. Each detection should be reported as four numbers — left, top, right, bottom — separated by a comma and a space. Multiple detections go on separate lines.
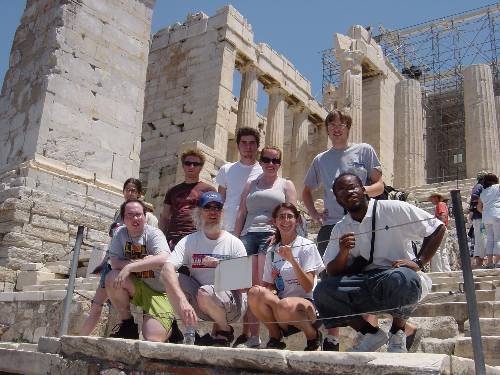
314, 173, 445, 353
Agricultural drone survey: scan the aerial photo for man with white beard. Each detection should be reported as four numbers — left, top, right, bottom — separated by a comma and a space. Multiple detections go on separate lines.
161, 191, 247, 346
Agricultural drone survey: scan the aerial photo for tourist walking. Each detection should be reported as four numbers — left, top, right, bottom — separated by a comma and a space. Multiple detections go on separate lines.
478, 173, 500, 268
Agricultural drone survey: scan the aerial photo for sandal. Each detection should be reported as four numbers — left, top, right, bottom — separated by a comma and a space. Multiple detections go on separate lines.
212, 326, 234, 347
304, 328, 322, 351
266, 337, 286, 350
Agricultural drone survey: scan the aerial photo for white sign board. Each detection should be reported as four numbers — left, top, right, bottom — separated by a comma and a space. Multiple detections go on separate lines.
214, 256, 253, 292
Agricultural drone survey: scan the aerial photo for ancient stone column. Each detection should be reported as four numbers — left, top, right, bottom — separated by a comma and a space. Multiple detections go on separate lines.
336, 51, 363, 143
265, 86, 286, 150
463, 64, 500, 177
291, 106, 309, 193
236, 64, 258, 130
393, 79, 425, 188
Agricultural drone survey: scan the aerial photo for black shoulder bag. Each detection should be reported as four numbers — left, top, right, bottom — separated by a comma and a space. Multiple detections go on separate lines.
344, 199, 378, 275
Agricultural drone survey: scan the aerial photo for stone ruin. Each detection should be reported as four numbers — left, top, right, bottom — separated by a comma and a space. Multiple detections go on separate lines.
0, 1, 500, 373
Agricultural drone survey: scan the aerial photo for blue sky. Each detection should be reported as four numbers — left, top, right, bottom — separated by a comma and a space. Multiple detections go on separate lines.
0, 1, 497, 100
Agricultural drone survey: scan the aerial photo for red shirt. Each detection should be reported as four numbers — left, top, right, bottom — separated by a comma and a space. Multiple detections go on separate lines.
435, 202, 449, 226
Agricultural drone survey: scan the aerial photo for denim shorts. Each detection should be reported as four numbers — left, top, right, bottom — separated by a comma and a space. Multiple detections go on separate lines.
98, 262, 112, 289
240, 231, 274, 255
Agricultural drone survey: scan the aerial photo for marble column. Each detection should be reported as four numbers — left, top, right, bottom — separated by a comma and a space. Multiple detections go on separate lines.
265, 85, 286, 150
291, 106, 309, 193
463, 64, 500, 177
495, 96, 500, 150
236, 63, 258, 130
393, 79, 425, 188
336, 51, 363, 143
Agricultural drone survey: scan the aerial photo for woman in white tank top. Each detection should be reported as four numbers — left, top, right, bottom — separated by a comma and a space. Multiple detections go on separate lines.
232, 146, 297, 348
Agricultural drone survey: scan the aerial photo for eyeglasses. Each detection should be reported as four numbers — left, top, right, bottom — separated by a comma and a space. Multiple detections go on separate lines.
125, 188, 138, 193
202, 205, 223, 212
327, 122, 348, 129
183, 161, 203, 167
125, 212, 144, 219
260, 157, 281, 165
277, 213, 296, 220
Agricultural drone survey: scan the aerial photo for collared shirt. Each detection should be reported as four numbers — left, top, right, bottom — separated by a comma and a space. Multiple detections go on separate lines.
323, 199, 442, 270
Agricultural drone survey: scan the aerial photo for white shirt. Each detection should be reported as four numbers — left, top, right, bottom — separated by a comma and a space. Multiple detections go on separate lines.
479, 184, 500, 224
263, 236, 325, 299
168, 230, 247, 286
215, 161, 262, 232
323, 200, 442, 270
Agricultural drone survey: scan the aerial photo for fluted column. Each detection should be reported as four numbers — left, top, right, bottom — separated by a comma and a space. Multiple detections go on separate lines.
336, 51, 363, 143
393, 79, 425, 188
291, 106, 309, 193
265, 85, 286, 150
236, 63, 258, 130
463, 64, 500, 177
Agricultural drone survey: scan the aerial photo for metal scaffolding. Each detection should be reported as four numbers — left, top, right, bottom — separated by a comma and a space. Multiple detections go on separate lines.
321, 3, 500, 184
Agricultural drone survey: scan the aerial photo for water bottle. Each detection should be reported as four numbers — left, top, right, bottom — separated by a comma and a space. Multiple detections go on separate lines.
184, 325, 196, 345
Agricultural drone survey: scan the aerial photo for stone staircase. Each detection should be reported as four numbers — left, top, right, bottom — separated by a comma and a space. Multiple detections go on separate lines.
414, 268, 500, 366
1, 261, 499, 369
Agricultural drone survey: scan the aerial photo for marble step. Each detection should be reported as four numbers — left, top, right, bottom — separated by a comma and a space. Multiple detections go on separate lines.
413, 301, 500, 327
464, 318, 500, 337
422, 289, 495, 303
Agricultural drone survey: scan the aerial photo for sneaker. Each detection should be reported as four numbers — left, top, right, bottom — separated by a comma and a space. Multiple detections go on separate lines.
387, 330, 407, 353
348, 329, 388, 352
322, 336, 340, 351
110, 318, 139, 339
265, 337, 286, 350
234, 335, 261, 348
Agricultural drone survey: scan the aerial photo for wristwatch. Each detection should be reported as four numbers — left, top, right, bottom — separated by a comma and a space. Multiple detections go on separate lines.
411, 257, 424, 270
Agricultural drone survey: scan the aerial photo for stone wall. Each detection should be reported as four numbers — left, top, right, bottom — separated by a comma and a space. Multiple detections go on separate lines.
0, 157, 123, 280
0, 0, 154, 182
0, 0, 155, 272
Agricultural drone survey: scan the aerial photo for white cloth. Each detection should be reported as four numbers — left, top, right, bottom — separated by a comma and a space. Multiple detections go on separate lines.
479, 184, 500, 224
473, 218, 487, 258
169, 230, 247, 286
430, 230, 451, 272
109, 225, 170, 291
303, 143, 381, 225
323, 200, 442, 270
262, 236, 325, 299
215, 161, 262, 232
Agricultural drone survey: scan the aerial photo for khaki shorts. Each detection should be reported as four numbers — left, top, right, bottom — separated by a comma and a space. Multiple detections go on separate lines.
130, 277, 174, 332
178, 273, 246, 323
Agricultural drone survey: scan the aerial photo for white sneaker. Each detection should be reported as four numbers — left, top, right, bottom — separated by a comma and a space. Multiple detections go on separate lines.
348, 329, 388, 352
235, 335, 261, 349
387, 330, 407, 353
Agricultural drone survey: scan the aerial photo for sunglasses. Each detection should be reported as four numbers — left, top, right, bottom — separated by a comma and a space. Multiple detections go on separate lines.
260, 156, 281, 165
202, 204, 223, 212
183, 161, 203, 167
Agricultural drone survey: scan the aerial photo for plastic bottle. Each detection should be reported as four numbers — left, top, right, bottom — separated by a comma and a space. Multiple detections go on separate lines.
184, 326, 196, 345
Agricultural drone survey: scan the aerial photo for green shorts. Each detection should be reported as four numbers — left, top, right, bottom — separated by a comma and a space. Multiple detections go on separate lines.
130, 277, 174, 333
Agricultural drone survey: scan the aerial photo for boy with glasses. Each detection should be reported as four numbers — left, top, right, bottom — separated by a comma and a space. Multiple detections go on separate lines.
160, 149, 215, 247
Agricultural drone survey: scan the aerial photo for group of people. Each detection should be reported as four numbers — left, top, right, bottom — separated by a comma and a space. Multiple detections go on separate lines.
81, 109, 451, 353
468, 171, 500, 269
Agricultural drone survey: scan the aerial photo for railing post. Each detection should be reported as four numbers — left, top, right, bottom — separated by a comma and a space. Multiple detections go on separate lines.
59, 225, 85, 336
450, 190, 485, 374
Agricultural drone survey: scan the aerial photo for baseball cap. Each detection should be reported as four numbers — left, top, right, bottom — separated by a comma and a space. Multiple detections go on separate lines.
198, 191, 224, 208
